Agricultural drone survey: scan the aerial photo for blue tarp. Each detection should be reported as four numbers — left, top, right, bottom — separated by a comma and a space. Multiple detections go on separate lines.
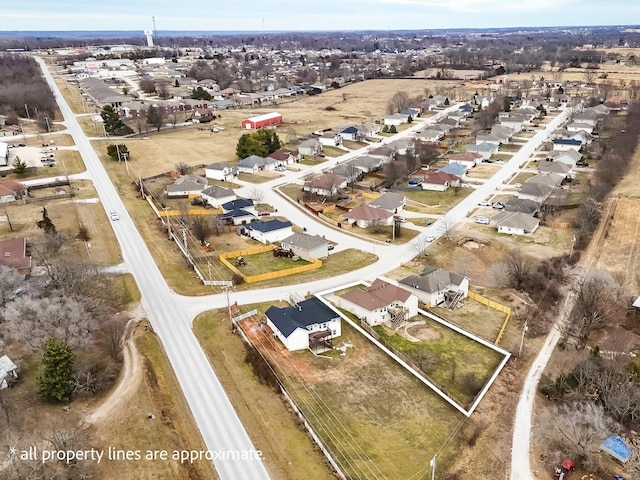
600, 435, 633, 463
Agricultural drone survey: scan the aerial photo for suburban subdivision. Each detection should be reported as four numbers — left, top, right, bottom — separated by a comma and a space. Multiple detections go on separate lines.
1, 21, 640, 480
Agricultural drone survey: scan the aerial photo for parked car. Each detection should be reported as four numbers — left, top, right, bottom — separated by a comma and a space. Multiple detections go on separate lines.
495, 160, 505, 165
110, 211, 120, 221
475, 216, 490, 225
492, 202, 505, 209
514, 183, 522, 189
395, 216, 407, 223
478, 200, 492, 206
17, 143, 25, 147
426, 235, 436, 242
327, 244, 335, 251
576, 161, 590, 167
336, 195, 350, 201
258, 211, 271, 216
408, 179, 420, 185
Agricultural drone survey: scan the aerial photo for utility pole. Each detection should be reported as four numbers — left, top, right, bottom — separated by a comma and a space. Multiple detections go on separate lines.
519, 322, 528, 357
223, 285, 234, 329
430, 455, 436, 480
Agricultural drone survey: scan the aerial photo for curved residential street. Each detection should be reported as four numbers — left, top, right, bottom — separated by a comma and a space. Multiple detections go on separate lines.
35, 57, 571, 480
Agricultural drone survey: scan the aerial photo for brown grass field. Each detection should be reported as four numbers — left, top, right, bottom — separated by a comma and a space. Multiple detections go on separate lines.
81, 78, 463, 178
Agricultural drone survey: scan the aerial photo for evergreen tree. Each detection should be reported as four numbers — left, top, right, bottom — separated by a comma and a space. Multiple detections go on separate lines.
106, 143, 130, 161
190, 86, 212, 101
235, 130, 281, 158
100, 105, 129, 136
36, 207, 56, 234
38, 337, 75, 402
12, 156, 27, 175
503, 96, 511, 112
389, 124, 398, 133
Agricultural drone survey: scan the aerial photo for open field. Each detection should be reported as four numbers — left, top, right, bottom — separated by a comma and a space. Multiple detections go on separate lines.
592, 141, 640, 293
0, 180, 121, 266
79, 78, 463, 179
240, 314, 466, 480
193, 309, 334, 480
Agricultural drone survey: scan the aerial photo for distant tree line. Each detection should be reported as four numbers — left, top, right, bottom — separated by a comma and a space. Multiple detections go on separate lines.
0, 54, 56, 121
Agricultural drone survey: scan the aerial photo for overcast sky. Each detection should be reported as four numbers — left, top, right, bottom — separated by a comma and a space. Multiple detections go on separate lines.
5, 0, 640, 32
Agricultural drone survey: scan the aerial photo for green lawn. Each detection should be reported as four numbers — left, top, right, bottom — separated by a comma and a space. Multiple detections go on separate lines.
402, 187, 473, 214
499, 143, 523, 153
231, 250, 312, 277
342, 140, 368, 150
322, 145, 348, 157
373, 315, 505, 408
299, 156, 326, 166
238, 172, 280, 184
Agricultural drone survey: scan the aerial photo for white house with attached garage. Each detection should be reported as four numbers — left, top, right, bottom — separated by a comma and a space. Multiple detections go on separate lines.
279, 232, 329, 260
200, 185, 235, 207
265, 297, 342, 352
243, 218, 293, 244
204, 162, 238, 182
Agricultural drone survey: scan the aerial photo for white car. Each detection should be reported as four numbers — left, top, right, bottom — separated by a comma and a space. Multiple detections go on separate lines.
478, 200, 492, 207
426, 235, 436, 242
110, 211, 120, 221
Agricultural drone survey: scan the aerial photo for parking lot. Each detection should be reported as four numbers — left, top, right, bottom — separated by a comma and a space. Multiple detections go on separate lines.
2, 143, 56, 173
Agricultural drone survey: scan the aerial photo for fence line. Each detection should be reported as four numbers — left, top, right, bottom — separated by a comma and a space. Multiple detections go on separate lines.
467, 291, 512, 345
219, 245, 322, 283
360, 191, 380, 199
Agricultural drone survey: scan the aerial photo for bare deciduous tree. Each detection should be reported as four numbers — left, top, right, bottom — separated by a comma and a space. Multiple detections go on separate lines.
191, 216, 211, 244
565, 272, 624, 348
502, 249, 534, 290
386, 90, 410, 114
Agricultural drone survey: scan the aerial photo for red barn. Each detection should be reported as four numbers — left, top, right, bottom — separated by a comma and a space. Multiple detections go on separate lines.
241, 112, 282, 129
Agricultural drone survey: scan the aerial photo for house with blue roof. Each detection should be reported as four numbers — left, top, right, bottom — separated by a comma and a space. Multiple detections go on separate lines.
243, 218, 293, 244
552, 138, 582, 152
265, 297, 342, 351
466, 142, 499, 160
437, 162, 467, 179
221, 198, 255, 214
219, 209, 256, 226
339, 126, 360, 141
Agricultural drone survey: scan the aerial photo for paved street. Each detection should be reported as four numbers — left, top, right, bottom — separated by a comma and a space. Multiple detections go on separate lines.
34, 58, 572, 479
36, 57, 270, 480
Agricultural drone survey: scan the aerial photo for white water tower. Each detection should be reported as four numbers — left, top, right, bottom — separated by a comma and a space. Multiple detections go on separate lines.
144, 30, 154, 47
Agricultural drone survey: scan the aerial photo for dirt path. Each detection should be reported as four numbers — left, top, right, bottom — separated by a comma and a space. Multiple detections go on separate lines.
509, 196, 616, 480
85, 307, 145, 425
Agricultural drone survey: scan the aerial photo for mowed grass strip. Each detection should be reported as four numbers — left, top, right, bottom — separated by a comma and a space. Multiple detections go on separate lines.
193, 310, 335, 480
95, 326, 217, 480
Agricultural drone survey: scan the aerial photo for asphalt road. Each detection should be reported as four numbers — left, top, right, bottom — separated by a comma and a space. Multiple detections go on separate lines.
36, 58, 270, 480
36, 58, 573, 480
